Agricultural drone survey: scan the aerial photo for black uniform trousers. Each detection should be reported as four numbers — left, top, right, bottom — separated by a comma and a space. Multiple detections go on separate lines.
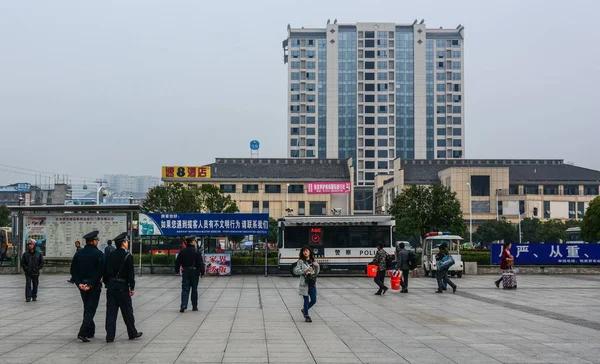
181, 268, 199, 309
105, 282, 137, 340
25, 274, 39, 299
401, 269, 409, 291
78, 288, 101, 338
374, 269, 387, 291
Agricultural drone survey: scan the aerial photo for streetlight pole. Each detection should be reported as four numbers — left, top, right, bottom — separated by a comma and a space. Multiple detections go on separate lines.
466, 183, 472, 243
496, 187, 503, 221
286, 183, 290, 216
518, 212, 523, 244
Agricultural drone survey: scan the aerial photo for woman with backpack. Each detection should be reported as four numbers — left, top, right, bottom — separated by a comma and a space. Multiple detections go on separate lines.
435, 243, 457, 294
293, 246, 320, 323
369, 242, 389, 295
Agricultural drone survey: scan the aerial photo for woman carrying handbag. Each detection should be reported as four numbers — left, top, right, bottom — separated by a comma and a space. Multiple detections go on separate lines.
293, 246, 320, 323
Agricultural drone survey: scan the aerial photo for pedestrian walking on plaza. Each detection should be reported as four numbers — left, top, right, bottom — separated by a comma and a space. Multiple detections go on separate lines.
395, 242, 411, 293
21, 239, 44, 302
70, 231, 105, 342
495, 242, 516, 289
175, 236, 204, 313
104, 232, 142, 342
293, 246, 320, 323
104, 240, 116, 257
435, 243, 457, 294
370, 242, 389, 295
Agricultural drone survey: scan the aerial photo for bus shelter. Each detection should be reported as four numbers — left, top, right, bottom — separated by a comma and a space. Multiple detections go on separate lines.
139, 212, 269, 276
8, 204, 140, 274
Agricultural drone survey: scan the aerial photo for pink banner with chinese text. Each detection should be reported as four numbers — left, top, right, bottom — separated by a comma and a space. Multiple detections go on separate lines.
307, 182, 351, 194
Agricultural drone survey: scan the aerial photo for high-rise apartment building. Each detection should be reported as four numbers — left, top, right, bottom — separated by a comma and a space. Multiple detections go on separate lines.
283, 20, 465, 210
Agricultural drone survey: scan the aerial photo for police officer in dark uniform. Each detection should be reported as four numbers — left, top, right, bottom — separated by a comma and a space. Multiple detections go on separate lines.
175, 236, 204, 312
104, 232, 143, 342
70, 231, 105, 342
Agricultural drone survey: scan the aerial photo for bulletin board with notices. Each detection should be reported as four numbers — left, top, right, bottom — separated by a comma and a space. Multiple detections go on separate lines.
23, 215, 127, 258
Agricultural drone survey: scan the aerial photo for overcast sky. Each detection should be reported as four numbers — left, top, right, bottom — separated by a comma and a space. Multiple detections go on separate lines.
0, 0, 598, 186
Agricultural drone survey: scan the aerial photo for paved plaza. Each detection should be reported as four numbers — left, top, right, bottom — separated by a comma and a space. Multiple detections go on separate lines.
0, 274, 599, 364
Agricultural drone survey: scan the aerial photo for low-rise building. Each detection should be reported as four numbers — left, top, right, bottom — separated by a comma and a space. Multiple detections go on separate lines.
161, 158, 354, 219
375, 159, 600, 225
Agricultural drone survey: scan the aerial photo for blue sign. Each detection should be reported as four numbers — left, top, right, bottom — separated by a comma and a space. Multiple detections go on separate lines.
250, 140, 260, 150
491, 244, 600, 265
139, 213, 269, 236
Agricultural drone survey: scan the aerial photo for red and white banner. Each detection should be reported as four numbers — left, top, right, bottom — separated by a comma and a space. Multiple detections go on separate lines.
307, 182, 351, 194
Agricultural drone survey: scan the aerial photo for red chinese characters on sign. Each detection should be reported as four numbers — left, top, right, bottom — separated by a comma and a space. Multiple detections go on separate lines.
165, 167, 175, 178
198, 167, 209, 178
203, 253, 231, 276
187, 167, 196, 178
307, 182, 351, 194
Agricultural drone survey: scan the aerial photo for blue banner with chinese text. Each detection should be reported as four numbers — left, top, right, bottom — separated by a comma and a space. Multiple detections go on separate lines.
491, 243, 600, 265
139, 213, 269, 236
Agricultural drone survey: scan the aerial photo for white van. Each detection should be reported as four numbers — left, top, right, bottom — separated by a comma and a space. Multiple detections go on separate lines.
422, 232, 464, 278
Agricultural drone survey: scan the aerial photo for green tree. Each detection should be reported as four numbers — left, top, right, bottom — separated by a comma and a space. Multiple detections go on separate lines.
519, 218, 541, 242
268, 218, 278, 244
538, 219, 565, 243
473, 219, 518, 245
389, 185, 466, 245
142, 183, 238, 213
0, 205, 10, 227
582, 197, 600, 242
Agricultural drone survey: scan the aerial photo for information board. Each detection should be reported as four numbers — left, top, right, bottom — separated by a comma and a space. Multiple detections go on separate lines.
23, 215, 127, 258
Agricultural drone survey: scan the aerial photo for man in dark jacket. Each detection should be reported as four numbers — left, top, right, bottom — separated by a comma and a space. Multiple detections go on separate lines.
70, 230, 105, 342
369, 242, 389, 295
396, 242, 411, 293
175, 236, 205, 312
104, 232, 142, 343
104, 240, 116, 256
21, 239, 44, 302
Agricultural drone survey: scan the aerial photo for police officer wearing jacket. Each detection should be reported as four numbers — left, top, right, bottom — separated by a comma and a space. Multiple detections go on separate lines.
21, 239, 44, 302
70, 230, 105, 342
104, 232, 142, 342
175, 236, 204, 312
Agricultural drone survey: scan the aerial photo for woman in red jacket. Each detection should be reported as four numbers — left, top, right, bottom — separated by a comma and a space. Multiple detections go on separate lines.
495, 242, 514, 288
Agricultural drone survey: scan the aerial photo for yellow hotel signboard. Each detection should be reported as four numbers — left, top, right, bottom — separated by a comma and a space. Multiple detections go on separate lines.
161, 166, 211, 179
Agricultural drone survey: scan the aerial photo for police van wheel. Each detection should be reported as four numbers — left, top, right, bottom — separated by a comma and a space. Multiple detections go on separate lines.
424, 270, 429, 277
457, 272, 463, 278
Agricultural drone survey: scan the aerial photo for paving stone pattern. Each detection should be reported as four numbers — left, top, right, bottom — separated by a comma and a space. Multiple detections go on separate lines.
0, 274, 599, 364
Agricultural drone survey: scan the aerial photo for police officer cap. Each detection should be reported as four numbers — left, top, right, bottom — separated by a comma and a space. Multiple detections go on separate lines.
113, 232, 129, 243
185, 236, 197, 244
83, 230, 99, 242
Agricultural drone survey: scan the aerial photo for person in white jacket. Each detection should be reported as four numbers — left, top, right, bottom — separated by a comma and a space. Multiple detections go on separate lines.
293, 246, 320, 323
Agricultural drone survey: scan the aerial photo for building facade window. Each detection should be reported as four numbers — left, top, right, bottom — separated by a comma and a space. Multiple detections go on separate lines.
220, 184, 236, 193
298, 201, 306, 215
564, 185, 580, 196
569, 201, 576, 219
524, 185, 539, 195
252, 201, 259, 213
544, 201, 551, 219
584, 185, 599, 195
264, 184, 281, 194
243, 185, 259, 193
577, 201, 585, 218
263, 201, 269, 214
288, 184, 304, 193
543, 185, 559, 195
